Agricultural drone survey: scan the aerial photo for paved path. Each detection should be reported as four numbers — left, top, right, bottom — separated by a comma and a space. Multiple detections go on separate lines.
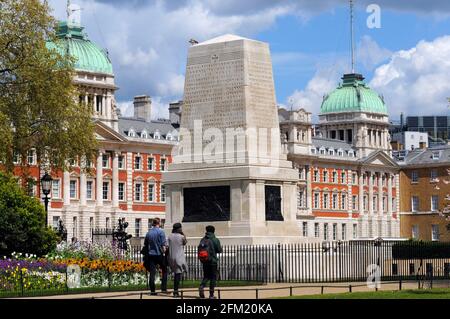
18, 281, 438, 299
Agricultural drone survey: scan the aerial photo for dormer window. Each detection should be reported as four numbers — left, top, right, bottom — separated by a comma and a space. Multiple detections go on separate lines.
166, 133, 173, 140
319, 147, 326, 155
154, 130, 161, 139
141, 130, 148, 139
128, 129, 136, 137
348, 150, 354, 157
328, 148, 334, 156
337, 149, 344, 157
432, 151, 440, 160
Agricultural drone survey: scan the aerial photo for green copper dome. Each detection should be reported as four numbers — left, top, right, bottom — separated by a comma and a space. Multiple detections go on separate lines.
320, 73, 387, 115
46, 21, 113, 75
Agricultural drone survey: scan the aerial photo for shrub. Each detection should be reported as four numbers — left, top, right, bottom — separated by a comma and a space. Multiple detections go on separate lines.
0, 173, 58, 257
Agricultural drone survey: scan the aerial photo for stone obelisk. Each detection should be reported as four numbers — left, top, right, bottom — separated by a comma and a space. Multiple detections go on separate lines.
164, 34, 308, 244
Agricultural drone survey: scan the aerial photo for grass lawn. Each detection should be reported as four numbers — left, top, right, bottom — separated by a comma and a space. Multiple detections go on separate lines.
1, 280, 262, 298
280, 288, 450, 299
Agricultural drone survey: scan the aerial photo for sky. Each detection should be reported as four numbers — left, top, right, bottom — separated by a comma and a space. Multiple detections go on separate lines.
47, 0, 450, 123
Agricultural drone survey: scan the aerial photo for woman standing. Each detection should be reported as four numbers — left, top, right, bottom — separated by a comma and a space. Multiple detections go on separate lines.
167, 222, 188, 297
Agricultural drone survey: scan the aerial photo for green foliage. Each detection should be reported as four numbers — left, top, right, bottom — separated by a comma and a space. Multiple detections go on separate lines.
0, 172, 58, 256
280, 288, 450, 299
0, 0, 97, 172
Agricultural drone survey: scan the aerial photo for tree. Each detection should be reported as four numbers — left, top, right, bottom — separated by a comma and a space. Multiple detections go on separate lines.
431, 168, 450, 232
0, 172, 58, 257
0, 0, 97, 173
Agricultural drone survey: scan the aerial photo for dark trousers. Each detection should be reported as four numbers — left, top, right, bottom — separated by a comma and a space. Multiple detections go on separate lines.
174, 273, 182, 292
200, 263, 218, 296
148, 255, 168, 293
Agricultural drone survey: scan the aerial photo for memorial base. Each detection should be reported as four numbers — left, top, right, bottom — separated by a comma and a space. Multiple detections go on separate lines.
164, 163, 314, 245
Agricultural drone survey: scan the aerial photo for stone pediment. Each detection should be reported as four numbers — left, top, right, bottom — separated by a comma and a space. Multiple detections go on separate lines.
94, 120, 127, 142
360, 150, 399, 169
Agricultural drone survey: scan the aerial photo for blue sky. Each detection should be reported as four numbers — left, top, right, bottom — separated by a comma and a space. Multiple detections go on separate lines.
48, 1, 450, 122
261, 6, 450, 102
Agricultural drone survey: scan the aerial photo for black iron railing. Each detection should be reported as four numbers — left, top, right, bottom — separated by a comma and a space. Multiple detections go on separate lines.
125, 240, 450, 283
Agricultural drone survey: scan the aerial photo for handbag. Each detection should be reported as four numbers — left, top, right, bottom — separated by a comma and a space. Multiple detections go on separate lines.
141, 245, 151, 271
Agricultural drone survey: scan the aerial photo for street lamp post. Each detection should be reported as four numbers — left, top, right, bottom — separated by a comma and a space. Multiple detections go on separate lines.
40, 172, 53, 227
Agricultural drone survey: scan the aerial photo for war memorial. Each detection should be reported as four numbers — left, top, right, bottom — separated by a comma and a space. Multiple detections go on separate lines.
163, 35, 308, 244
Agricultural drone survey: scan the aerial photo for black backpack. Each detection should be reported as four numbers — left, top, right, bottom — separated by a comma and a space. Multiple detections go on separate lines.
197, 237, 214, 263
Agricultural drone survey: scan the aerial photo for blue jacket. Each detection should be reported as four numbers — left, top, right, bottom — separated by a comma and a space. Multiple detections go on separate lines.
144, 227, 167, 256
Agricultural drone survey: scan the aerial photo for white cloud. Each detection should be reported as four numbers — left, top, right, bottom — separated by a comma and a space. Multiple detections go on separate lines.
151, 96, 170, 120
48, 0, 292, 119
370, 35, 450, 118
119, 48, 159, 67
284, 36, 390, 121
357, 35, 392, 70
116, 101, 133, 117
286, 61, 347, 122
48, 0, 450, 122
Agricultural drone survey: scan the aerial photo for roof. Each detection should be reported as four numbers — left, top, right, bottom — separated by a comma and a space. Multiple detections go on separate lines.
397, 146, 450, 166
195, 34, 259, 46
312, 137, 355, 151
46, 21, 113, 75
311, 137, 358, 159
118, 117, 178, 140
320, 73, 387, 115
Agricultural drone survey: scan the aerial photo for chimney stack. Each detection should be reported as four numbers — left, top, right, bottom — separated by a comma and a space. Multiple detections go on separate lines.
133, 95, 152, 122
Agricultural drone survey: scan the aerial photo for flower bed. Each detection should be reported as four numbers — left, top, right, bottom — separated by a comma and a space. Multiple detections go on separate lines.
54, 258, 148, 288
0, 257, 66, 292
1, 244, 148, 296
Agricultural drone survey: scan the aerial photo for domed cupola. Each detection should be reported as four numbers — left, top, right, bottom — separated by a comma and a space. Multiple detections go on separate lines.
46, 6, 119, 131
320, 73, 387, 115
47, 21, 113, 75
317, 73, 391, 158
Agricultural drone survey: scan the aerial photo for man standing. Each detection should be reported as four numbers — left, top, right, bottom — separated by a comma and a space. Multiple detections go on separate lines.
143, 218, 168, 295
198, 225, 222, 299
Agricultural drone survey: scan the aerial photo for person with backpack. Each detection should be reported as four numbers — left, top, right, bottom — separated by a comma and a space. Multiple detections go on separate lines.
198, 225, 222, 299
143, 218, 168, 295
167, 222, 188, 298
